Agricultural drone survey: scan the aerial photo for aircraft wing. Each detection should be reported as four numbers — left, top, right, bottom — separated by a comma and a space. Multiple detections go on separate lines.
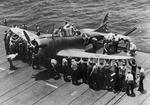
57, 49, 133, 60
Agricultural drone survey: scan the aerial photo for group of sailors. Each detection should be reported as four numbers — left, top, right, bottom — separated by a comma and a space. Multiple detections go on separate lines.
39, 57, 145, 96
103, 32, 137, 56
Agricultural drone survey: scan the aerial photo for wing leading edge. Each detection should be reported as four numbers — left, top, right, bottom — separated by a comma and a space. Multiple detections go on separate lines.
57, 49, 133, 60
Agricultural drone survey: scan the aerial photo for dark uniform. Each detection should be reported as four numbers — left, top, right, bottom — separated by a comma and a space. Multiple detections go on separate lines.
78, 61, 88, 83
118, 65, 126, 91
138, 67, 145, 93
114, 34, 119, 53
89, 64, 99, 90
103, 63, 112, 90
97, 64, 105, 89
113, 64, 120, 92
62, 58, 70, 82
32, 53, 40, 69
86, 61, 93, 84
129, 59, 137, 82
3, 18, 8, 26
4, 31, 9, 55
71, 59, 79, 85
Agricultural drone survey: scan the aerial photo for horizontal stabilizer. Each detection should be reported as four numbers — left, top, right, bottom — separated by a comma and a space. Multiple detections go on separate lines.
123, 27, 137, 36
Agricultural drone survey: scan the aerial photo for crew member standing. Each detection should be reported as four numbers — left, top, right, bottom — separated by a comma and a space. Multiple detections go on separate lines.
86, 59, 93, 84
129, 42, 137, 56
7, 53, 18, 74
119, 62, 127, 92
92, 37, 98, 53
103, 61, 112, 90
126, 70, 135, 96
138, 66, 145, 93
103, 42, 109, 54
89, 63, 99, 90
78, 59, 87, 83
35, 24, 40, 36
71, 59, 79, 85
4, 31, 9, 55
129, 59, 137, 83
32, 53, 40, 69
97, 62, 105, 89
113, 61, 120, 92
3, 18, 8, 26
62, 58, 70, 82
114, 34, 119, 53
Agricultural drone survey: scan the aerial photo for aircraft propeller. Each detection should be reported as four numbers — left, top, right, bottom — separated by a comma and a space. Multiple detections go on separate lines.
23, 30, 47, 54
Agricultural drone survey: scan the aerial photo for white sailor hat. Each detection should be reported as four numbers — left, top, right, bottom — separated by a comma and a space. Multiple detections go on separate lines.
51, 59, 57, 65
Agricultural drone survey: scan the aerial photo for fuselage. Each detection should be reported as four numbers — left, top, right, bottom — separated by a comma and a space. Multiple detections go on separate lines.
35, 35, 85, 58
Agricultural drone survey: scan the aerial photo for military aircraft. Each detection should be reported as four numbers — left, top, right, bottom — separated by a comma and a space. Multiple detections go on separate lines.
4, 14, 136, 66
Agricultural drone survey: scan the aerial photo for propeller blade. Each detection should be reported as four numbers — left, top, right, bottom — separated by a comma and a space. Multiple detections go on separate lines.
23, 30, 31, 44
123, 27, 137, 36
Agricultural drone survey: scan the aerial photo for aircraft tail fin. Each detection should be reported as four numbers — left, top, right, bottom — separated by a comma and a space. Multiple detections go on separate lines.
94, 13, 109, 33
102, 13, 109, 23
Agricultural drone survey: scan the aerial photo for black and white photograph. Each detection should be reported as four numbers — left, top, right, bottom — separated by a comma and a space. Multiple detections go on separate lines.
0, 0, 150, 105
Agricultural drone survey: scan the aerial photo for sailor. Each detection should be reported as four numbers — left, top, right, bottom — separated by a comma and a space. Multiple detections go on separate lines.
36, 28, 41, 36
71, 59, 79, 85
3, 18, 8, 26
56, 27, 63, 37
62, 58, 70, 82
118, 62, 127, 92
32, 52, 40, 70
103, 42, 110, 54
103, 61, 112, 90
50, 59, 61, 79
129, 42, 137, 56
67, 57, 72, 76
86, 59, 93, 84
128, 59, 137, 82
7, 53, 18, 74
78, 59, 87, 83
126, 70, 135, 96
113, 60, 120, 92
70, 24, 76, 36
92, 37, 98, 53
4, 31, 9, 55
97, 62, 105, 89
35, 24, 39, 31
63, 21, 72, 37
114, 34, 120, 53
89, 63, 99, 90
137, 66, 145, 93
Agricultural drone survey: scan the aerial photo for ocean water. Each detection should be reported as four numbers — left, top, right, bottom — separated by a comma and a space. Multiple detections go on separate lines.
0, 0, 150, 52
